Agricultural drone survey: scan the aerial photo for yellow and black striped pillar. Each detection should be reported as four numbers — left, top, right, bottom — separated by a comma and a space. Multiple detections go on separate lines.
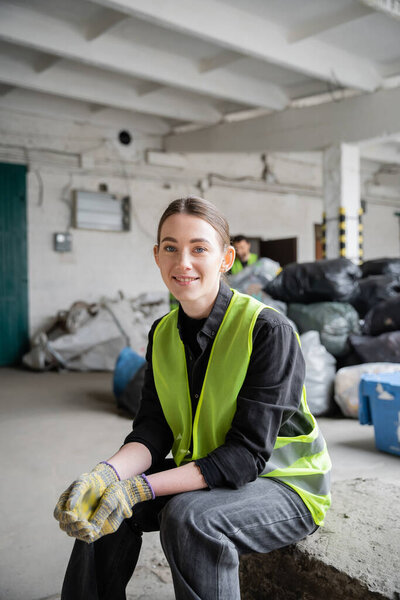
339, 206, 346, 257
321, 212, 326, 259
358, 206, 364, 265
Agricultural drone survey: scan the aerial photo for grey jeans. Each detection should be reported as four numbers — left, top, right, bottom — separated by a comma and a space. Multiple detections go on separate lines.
61, 472, 317, 600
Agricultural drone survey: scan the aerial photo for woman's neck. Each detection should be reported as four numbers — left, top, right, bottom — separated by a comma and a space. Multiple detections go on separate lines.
180, 289, 219, 319
180, 300, 213, 319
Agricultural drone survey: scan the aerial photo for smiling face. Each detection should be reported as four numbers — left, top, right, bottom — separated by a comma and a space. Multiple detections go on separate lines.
154, 213, 235, 318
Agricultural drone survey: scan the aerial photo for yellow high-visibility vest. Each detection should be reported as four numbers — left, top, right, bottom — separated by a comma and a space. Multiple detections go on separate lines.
230, 252, 258, 275
152, 289, 331, 525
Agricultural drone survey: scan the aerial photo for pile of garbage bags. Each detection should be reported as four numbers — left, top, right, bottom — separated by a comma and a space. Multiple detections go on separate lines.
351, 274, 400, 318
229, 256, 400, 417
265, 257, 360, 303
23, 291, 170, 372
360, 257, 400, 277
287, 301, 359, 357
25, 255, 400, 420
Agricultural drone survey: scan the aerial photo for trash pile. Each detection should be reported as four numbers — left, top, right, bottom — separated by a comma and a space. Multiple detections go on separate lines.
24, 256, 400, 421
22, 291, 170, 372
230, 256, 400, 417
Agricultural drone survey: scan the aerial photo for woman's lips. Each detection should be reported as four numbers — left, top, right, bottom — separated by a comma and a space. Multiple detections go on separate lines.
173, 276, 199, 286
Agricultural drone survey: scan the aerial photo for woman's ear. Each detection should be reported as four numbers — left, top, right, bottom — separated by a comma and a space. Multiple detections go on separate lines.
220, 245, 235, 272
153, 244, 160, 267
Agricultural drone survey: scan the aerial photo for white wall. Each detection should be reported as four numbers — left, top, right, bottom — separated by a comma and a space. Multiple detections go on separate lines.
207, 186, 322, 264
27, 169, 198, 334
1, 108, 399, 336
363, 201, 400, 260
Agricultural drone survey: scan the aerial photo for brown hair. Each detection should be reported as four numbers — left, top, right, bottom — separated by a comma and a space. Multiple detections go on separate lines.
156, 196, 230, 249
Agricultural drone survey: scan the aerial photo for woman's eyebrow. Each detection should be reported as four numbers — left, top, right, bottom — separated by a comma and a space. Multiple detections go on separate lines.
160, 237, 210, 244
190, 238, 210, 244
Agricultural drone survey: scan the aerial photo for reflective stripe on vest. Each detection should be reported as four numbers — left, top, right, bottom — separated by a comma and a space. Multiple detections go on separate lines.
152, 289, 331, 525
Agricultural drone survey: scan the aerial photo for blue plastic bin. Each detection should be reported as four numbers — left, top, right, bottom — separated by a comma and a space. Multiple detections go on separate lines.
359, 372, 400, 457
113, 346, 146, 399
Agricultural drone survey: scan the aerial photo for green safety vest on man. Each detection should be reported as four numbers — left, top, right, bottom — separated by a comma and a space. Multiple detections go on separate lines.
230, 252, 258, 275
152, 289, 331, 526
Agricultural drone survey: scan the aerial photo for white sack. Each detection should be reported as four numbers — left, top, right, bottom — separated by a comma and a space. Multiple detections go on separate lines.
334, 362, 400, 418
300, 331, 336, 416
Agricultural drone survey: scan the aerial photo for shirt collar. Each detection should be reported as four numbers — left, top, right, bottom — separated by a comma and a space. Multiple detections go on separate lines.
177, 280, 233, 343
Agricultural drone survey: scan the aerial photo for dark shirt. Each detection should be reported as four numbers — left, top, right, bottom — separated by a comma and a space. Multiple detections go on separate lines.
124, 281, 308, 489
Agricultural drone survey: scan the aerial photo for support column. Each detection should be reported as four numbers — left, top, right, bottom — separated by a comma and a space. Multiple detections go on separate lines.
322, 144, 362, 264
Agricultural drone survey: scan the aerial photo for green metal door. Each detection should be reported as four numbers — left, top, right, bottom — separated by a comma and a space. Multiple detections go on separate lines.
0, 162, 29, 365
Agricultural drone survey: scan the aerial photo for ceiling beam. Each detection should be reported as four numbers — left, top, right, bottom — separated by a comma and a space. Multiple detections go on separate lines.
88, 0, 382, 91
136, 82, 165, 97
361, 144, 400, 165
0, 2, 287, 110
0, 83, 15, 97
88, 102, 108, 114
34, 54, 61, 74
287, 4, 373, 43
85, 8, 129, 41
359, 0, 400, 21
0, 48, 222, 123
165, 85, 400, 153
0, 88, 171, 134
198, 50, 242, 73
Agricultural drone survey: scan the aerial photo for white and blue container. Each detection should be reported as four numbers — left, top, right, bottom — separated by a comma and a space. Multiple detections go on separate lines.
359, 372, 400, 457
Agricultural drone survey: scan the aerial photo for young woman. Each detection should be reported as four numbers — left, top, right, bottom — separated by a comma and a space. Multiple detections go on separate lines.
54, 196, 331, 600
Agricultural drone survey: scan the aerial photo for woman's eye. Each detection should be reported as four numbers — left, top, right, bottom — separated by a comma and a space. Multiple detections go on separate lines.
164, 246, 176, 252
194, 247, 207, 254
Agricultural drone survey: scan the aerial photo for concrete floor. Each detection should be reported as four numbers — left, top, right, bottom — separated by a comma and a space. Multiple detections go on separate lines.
1, 367, 399, 600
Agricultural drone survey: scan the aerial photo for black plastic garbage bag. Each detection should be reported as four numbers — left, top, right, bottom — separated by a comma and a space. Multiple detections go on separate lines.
288, 302, 360, 357
265, 258, 361, 304
351, 274, 400, 318
362, 296, 400, 336
360, 258, 400, 278
349, 331, 400, 363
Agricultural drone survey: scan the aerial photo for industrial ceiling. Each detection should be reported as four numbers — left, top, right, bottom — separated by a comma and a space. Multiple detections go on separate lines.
0, 0, 400, 162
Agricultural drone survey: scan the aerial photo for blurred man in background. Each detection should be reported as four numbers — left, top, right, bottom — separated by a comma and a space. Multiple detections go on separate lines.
230, 235, 258, 275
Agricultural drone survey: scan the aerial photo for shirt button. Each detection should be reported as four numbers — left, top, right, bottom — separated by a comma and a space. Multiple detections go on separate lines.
194, 393, 199, 399
211, 331, 215, 336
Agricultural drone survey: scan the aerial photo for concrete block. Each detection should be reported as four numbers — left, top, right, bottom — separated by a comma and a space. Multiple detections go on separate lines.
239, 478, 400, 600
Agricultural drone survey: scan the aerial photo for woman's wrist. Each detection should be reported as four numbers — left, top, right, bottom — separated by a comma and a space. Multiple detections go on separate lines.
106, 442, 152, 480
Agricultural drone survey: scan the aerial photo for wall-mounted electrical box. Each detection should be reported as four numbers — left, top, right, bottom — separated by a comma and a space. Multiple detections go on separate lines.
72, 190, 130, 232
54, 232, 72, 252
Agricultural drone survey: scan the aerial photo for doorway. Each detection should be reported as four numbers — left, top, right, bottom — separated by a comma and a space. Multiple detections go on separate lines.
314, 223, 324, 260
259, 237, 297, 267
0, 162, 29, 365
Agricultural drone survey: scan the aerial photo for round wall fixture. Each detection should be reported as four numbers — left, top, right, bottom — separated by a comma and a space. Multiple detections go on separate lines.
118, 130, 132, 145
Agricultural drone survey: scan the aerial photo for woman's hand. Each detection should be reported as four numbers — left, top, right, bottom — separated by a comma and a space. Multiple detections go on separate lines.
73, 475, 155, 544
53, 462, 119, 536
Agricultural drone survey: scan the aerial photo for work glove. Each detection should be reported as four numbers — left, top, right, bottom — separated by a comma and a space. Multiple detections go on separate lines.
54, 462, 120, 536
76, 474, 154, 544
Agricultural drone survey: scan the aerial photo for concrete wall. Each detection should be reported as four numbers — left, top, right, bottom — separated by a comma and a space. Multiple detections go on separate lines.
0, 108, 399, 335
208, 186, 321, 264
363, 201, 400, 260
27, 171, 184, 334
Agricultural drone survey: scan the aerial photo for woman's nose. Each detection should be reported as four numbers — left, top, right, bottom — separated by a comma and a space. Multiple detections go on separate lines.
176, 249, 192, 269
